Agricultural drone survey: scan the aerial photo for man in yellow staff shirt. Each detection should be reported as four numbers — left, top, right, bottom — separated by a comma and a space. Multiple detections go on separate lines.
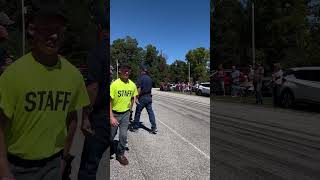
110, 64, 138, 166
0, 2, 90, 180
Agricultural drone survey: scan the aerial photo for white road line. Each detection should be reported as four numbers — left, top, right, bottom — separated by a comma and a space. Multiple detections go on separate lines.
157, 119, 210, 160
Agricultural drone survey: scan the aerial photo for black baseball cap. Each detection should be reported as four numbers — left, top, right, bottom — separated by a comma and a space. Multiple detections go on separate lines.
119, 63, 131, 70
32, 0, 68, 22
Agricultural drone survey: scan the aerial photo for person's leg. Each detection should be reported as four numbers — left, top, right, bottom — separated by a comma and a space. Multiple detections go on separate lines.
145, 96, 156, 130
78, 112, 110, 180
258, 82, 263, 104
273, 86, 277, 106
275, 85, 280, 106
41, 157, 62, 180
133, 99, 145, 129
116, 112, 130, 155
253, 82, 258, 103
231, 84, 234, 96
10, 164, 42, 180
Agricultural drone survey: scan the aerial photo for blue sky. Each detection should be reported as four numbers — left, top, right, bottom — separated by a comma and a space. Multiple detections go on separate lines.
110, 0, 210, 64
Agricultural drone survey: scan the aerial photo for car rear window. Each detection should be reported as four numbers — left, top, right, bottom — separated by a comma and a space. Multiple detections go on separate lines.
294, 70, 320, 82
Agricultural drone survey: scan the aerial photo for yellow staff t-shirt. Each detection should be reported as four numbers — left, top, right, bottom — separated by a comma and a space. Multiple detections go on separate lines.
0, 53, 90, 160
110, 78, 138, 112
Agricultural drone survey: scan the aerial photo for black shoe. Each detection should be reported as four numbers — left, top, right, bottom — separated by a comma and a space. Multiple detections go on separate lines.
130, 127, 139, 132
151, 128, 157, 134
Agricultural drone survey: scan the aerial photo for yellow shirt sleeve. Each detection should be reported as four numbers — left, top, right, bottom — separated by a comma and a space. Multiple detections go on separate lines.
0, 70, 17, 119
110, 81, 116, 99
68, 75, 90, 112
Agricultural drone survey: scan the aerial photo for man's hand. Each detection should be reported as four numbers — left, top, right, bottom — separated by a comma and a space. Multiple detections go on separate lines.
135, 99, 140, 105
110, 116, 119, 127
81, 118, 94, 136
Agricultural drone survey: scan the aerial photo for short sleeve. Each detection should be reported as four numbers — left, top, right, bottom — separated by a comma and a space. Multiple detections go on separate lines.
0, 71, 17, 119
68, 74, 90, 112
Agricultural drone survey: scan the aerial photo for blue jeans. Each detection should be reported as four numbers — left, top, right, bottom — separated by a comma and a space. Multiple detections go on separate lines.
110, 111, 130, 155
134, 95, 156, 129
78, 110, 110, 180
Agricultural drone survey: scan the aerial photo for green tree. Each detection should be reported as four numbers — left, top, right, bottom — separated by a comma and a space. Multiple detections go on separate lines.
186, 47, 210, 82
110, 36, 144, 80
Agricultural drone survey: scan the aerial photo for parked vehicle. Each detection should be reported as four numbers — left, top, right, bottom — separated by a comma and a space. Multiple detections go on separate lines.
279, 67, 320, 108
197, 82, 210, 96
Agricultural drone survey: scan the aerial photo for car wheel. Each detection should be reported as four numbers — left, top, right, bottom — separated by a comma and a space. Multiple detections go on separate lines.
197, 90, 202, 96
281, 90, 294, 108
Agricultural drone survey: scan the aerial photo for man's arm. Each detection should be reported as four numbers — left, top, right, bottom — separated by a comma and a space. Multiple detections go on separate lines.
63, 111, 78, 158
86, 82, 99, 106
110, 99, 118, 127
0, 109, 14, 179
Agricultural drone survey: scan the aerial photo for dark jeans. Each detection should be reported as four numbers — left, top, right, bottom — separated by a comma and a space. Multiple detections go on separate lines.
134, 95, 156, 129
110, 111, 130, 155
10, 156, 61, 180
273, 84, 281, 106
254, 81, 263, 103
231, 83, 239, 96
78, 110, 110, 180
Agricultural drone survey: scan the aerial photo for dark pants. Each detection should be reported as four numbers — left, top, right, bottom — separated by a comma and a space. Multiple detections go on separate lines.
273, 84, 281, 106
78, 110, 110, 180
134, 95, 156, 129
110, 111, 130, 156
254, 81, 263, 103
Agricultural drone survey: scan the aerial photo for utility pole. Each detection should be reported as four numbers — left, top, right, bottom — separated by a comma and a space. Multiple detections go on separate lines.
116, 58, 119, 79
188, 62, 190, 83
252, 1, 255, 66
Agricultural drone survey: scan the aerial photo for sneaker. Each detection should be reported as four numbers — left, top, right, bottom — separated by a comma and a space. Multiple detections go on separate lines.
151, 128, 157, 134
130, 127, 139, 132
116, 155, 129, 165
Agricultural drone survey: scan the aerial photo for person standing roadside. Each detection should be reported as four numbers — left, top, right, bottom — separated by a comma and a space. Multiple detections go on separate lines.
0, 2, 90, 180
230, 65, 240, 97
110, 64, 138, 166
248, 65, 254, 82
253, 62, 265, 104
132, 65, 157, 134
272, 63, 283, 107
217, 64, 225, 96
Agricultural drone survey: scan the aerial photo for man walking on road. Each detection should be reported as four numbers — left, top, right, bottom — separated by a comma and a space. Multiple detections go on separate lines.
132, 65, 157, 134
78, 39, 109, 180
110, 64, 138, 166
231, 65, 240, 97
0, 2, 90, 180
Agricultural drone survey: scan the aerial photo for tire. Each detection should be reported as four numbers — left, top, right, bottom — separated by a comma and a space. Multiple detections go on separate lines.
281, 90, 295, 108
197, 90, 202, 96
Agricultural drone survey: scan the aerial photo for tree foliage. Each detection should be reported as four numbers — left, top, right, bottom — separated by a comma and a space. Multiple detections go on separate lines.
212, 0, 320, 71
111, 36, 210, 86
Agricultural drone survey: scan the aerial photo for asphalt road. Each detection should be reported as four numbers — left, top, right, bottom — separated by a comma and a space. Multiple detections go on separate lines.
110, 89, 210, 180
212, 100, 320, 180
